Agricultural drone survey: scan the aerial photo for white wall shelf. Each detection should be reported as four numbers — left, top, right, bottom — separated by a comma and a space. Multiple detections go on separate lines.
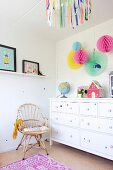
0, 70, 46, 78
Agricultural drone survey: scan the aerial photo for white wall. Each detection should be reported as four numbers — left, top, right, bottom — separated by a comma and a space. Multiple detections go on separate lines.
56, 19, 113, 98
0, 27, 56, 152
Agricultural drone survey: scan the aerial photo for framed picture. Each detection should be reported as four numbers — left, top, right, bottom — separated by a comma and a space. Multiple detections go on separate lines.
22, 60, 39, 75
0, 44, 16, 72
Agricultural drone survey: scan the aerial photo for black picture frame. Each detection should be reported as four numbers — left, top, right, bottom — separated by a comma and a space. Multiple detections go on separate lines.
22, 60, 39, 75
0, 44, 16, 72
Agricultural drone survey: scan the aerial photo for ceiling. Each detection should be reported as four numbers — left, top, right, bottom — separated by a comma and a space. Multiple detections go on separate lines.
0, 0, 113, 41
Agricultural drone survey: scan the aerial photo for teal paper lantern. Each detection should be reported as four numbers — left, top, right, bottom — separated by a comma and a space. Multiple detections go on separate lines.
85, 51, 107, 76
72, 42, 81, 51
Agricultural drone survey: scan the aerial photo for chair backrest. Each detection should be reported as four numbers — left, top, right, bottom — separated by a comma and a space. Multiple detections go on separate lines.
17, 103, 47, 130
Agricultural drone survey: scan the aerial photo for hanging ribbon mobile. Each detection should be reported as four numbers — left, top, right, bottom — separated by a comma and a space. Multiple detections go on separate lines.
46, 0, 92, 28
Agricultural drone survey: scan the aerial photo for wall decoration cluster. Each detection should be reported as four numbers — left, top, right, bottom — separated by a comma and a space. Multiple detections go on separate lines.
0, 44, 16, 72
67, 36, 112, 76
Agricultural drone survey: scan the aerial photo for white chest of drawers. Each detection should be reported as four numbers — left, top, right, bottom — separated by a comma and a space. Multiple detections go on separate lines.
50, 98, 113, 160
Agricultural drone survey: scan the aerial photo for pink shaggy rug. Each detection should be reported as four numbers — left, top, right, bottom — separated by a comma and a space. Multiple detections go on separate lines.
0, 154, 72, 170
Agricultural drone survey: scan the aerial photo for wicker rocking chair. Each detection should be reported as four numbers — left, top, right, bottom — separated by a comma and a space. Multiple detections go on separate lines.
16, 103, 49, 160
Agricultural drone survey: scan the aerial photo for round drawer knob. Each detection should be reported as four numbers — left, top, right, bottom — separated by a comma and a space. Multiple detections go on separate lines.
70, 120, 72, 122
70, 135, 72, 138
105, 146, 107, 149
87, 122, 90, 126
108, 109, 112, 112
87, 108, 90, 111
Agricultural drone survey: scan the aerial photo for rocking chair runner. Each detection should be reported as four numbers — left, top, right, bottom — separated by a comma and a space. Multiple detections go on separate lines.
16, 103, 49, 160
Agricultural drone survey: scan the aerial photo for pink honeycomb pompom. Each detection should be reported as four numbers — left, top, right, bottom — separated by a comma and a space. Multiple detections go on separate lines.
97, 35, 113, 52
74, 50, 89, 64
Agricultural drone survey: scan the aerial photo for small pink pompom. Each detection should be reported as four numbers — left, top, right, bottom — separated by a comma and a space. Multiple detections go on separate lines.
74, 50, 89, 64
97, 35, 113, 52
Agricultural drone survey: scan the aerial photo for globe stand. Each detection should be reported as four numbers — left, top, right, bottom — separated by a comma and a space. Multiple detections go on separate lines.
60, 94, 67, 98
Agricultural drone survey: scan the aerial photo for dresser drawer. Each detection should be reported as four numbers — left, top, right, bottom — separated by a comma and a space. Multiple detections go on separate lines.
99, 103, 113, 118
51, 101, 79, 114
98, 118, 113, 134
51, 125, 63, 140
81, 131, 113, 156
65, 102, 79, 114
51, 112, 63, 124
62, 114, 79, 127
52, 125, 79, 146
62, 126, 79, 146
51, 101, 65, 112
80, 131, 98, 151
80, 102, 97, 116
51, 112, 79, 127
98, 134, 113, 156
80, 117, 98, 131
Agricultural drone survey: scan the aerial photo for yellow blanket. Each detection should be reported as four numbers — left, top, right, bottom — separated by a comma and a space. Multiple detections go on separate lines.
12, 119, 23, 139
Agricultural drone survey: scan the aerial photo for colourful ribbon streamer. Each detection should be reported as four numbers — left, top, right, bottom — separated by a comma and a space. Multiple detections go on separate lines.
46, 0, 91, 28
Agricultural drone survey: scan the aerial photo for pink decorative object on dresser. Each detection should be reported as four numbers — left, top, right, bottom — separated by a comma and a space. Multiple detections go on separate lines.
87, 80, 104, 98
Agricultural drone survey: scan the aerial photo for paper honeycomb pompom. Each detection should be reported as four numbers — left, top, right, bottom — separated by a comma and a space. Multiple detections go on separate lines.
74, 49, 89, 64
67, 50, 82, 69
85, 51, 107, 76
97, 35, 113, 52
72, 42, 81, 51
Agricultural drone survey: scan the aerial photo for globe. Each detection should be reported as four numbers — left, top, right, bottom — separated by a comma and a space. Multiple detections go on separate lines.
58, 82, 70, 98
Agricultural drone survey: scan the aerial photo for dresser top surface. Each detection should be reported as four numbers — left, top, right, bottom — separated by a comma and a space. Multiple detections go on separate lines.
50, 98, 113, 102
